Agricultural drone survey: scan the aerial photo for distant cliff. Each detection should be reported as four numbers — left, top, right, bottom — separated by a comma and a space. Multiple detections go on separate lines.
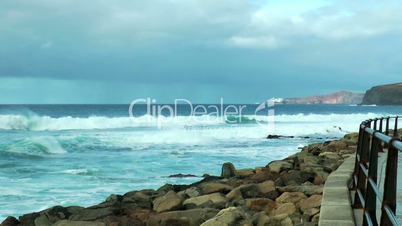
276, 91, 364, 105
362, 83, 402, 105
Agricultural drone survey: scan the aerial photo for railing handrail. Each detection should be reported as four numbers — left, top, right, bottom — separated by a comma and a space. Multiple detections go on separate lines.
351, 116, 401, 226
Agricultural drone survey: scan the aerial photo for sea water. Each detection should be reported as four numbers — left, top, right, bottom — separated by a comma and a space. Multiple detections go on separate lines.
0, 104, 401, 220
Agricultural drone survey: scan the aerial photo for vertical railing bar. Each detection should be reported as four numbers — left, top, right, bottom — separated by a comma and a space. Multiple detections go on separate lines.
393, 116, 398, 138
363, 133, 380, 226
380, 140, 399, 226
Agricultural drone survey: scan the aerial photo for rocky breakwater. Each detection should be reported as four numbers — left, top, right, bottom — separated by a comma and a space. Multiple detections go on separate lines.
1, 133, 359, 226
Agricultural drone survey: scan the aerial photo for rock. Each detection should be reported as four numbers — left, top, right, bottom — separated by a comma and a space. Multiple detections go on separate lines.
153, 191, 184, 213
168, 173, 197, 178
221, 162, 236, 178
236, 169, 255, 177
122, 207, 152, 224
69, 207, 116, 221
319, 152, 341, 160
298, 195, 322, 211
122, 190, 155, 209
249, 168, 279, 183
266, 135, 295, 139
226, 181, 277, 201
147, 208, 219, 226
301, 167, 329, 184
102, 215, 146, 226
183, 193, 228, 209
276, 170, 315, 186
276, 192, 306, 204
52, 220, 106, 226
268, 161, 293, 174
270, 214, 294, 226
0, 217, 19, 226
257, 180, 277, 199
270, 203, 296, 217
277, 185, 323, 196
198, 182, 233, 194
226, 187, 243, 201
178, 187, 201, 198
311, 213, 319, 224
245, 198, 276, 212
302, 207, 319, 219
325, 140, 348, 152
200, 207, 246, 226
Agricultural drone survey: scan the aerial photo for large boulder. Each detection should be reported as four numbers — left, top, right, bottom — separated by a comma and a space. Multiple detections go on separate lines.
147, 208, 219, 226
200, 207, 246, 226
183, 193, 228, 209
275, 192, 306, 204
153, 191, 184, 213
221, 163, 236, 178
226, 181, 277, 200
277, 185, 323, 196
270, 203, 296, 217
298, 195, 322, 212
198, 182, 233, 195
69, 207, 116, 221
268, 161, 293, 174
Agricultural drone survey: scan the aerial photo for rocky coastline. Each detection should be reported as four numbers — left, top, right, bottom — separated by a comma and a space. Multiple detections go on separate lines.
1, 133, 359, 226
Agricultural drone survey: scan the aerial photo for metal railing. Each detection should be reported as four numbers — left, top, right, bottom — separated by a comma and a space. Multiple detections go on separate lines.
351, 116, 402, 226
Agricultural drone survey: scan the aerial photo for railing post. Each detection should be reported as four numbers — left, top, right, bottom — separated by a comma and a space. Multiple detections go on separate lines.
363, 133, 380, 226
380, 139, 399, 226
352, 125, 365, 191
354, 123, 371, 208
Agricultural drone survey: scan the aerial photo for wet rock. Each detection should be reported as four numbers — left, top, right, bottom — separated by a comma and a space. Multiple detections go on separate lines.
266, 135, 295, 139
221, 162, 236, 178
69, 207, 116, 221
122, 190, 156, 209
153, 191, 184, 213
200, 207, 246, 226
147, 208, 219, 226
0, 217, 19, 226
198, 182, 233, 195
183, 193, 228, 209
275, 192, 306, 204
268, 161, 293, 174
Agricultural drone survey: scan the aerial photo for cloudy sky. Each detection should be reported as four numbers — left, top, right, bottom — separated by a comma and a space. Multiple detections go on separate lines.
1, 0, 402, 103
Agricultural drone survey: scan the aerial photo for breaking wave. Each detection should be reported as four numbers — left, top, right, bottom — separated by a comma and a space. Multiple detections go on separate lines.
0, 113, 386, 131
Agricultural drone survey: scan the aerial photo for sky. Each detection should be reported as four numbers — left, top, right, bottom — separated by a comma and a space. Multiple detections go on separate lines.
1, 0, 402, 103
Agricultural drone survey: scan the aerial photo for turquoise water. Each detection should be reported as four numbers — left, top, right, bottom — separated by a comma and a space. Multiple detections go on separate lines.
0, 104, 401, 220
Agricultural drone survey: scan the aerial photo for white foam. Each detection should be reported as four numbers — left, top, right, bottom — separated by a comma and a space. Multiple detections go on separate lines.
0, 113, 386, 132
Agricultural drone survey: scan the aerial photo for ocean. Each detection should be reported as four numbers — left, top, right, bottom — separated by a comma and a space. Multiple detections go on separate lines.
0, 104, 402, 220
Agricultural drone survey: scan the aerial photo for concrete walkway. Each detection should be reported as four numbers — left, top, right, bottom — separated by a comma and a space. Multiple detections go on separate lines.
318, 155, 356, 226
